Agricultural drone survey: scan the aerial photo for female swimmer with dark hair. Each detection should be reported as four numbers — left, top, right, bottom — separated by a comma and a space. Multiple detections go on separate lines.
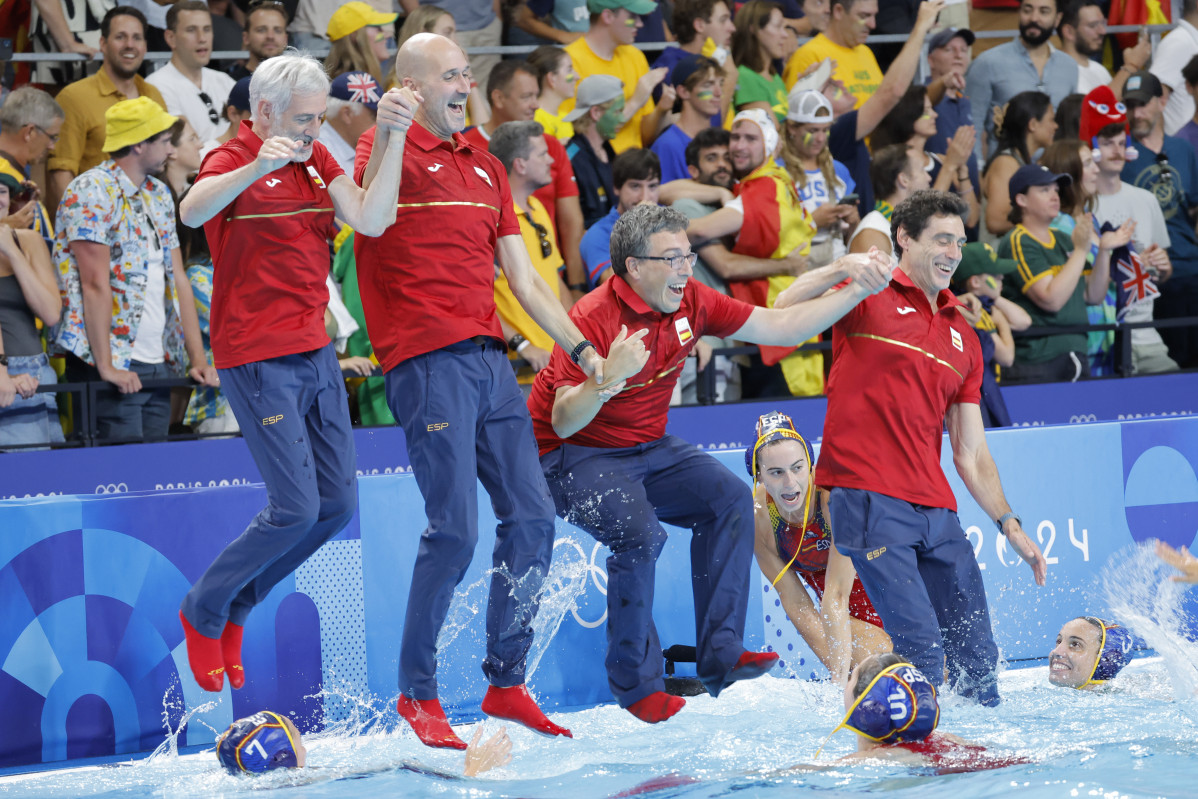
748, 411, 891, 685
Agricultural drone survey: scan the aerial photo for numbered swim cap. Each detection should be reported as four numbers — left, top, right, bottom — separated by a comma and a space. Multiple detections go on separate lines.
1080, 617, 1135, 688
838, 662, 940, 744
216, 711, 300, 775
745, 411, 812, 478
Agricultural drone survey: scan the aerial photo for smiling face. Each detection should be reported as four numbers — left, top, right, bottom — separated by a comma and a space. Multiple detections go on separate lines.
405, 36, 472, 138
898, 213, 966, 299
1049, 618, 1103, 688
729, 119, 766, 177
101, 14, 147, 81
757, 439, 811, 515
1078, 144, 1098, 194
627, 229, 693, 313
913, 96, 938, 139
263, 91, 326, 160
680, 68, 722, 117
244, 7, 287, 62
690, 144, 733, 188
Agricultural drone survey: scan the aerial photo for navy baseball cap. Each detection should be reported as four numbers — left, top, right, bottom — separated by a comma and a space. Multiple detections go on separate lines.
669, 54, 716, 87
330, 71, 382, 111
927, 26, 975, 52
1008, 164, 1071, 199
227, 77, 252, 113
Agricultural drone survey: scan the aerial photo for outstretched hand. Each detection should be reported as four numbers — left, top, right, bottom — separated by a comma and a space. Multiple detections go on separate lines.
1004, 521, 1048, 586
1156, 540, 1198, 583
463, 725, 512, 777
843, 247, 893, 295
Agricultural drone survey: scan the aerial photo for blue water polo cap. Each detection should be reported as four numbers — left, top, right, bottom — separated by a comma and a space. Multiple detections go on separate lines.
216, 711, 300, 775
840, 662, 940, 743
1081, 617, 1135, 687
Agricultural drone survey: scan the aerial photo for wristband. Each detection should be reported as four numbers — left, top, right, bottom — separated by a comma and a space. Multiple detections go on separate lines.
516, 339, 531, 354
567, 282, 587, 292
0, 353, 7, 367
995, 511, 1021, 534
570, 339, 595, 365
507, 333, 526, 352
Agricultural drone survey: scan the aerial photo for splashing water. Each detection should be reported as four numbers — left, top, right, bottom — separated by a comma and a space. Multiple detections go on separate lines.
1101, 542, 1198, 718
147, 679, 221, 763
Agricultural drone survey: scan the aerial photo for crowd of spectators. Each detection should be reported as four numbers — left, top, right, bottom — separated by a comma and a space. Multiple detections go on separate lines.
1, 0, 1197, 448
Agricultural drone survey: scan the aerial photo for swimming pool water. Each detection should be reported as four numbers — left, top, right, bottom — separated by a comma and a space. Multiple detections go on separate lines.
1, 548, 1194, 799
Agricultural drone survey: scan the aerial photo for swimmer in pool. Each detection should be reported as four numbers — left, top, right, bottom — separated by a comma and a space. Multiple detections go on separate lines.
1048, 617, 1135, 689
749, 412, 892, 685
215, 711, 511, 777
816, 652, 1028, 774
1156, 541, 1198, 583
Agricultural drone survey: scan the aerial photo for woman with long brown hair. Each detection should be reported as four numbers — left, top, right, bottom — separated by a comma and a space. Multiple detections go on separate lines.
324, 1, 397, 84
731, 0, 789, 118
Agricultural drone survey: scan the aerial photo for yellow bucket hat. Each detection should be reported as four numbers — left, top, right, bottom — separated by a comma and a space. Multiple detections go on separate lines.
103, 97, 179, 153
327, 1, 398, 41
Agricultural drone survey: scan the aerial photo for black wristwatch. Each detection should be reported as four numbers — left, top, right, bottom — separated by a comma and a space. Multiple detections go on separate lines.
570, 339, 595, 365
507, 334, 526, 352
0, 354, 8, 367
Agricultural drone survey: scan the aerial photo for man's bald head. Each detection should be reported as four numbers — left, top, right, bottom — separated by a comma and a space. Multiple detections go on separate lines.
396, 31, 472, 139
395, 32, 466, 86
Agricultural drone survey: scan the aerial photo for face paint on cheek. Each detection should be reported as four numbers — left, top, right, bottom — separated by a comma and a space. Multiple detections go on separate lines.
598, 107, 622, 139
696, 90, 715, 102
624, 17, 637, 27
802, 131, 813, 146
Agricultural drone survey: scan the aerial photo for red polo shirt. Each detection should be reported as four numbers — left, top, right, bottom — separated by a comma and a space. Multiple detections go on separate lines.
462, 126, 579, 225
354, 122, 520, 371
817, 268, 983, 511
198, 121, 344, 368
528, 275, 753, 455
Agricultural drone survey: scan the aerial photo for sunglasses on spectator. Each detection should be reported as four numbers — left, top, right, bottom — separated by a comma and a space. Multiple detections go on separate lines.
528, 219, 553, 259
199, 91, 221, 125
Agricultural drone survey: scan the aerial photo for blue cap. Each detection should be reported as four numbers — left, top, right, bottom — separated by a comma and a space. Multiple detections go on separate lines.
227, 77, 252, 113
216, 711, 300, 775
839, 662, 940, 743
1008, 163, 1071, 200
330, 71, 382, 111
746, 411, 812, 477
1081, 618, 1136, 687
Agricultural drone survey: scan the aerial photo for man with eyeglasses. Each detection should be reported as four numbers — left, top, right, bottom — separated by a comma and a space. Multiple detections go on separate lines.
526, 202, 894, 724
0, 87, 65, 248
489, 120, 574, 382
148, 1, 237, 151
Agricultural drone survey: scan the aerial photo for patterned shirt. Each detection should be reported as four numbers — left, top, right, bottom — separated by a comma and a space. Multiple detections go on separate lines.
52, 159, 185, 371
183, 258, 231, 424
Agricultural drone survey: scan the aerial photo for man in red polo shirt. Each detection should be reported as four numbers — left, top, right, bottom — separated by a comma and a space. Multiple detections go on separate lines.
816, 189, 1048, 707
176, 52, 417, 693
354, 33, 606, 749
527, 203, 893, 724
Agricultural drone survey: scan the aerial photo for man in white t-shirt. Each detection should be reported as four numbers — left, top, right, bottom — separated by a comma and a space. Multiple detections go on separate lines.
317, 72, 382, 174
1151, 0, 1198, 135
1056, 0, 1149, 96
1092, 123, 1179, 374
148, 1, 236, 150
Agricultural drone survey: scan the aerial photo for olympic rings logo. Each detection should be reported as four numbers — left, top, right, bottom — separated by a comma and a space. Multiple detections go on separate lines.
94, 483, 129, 494
552, 537, 609, 629
1069, 414, 1098, 424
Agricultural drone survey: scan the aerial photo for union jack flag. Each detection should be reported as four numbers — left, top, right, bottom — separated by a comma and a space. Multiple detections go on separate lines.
1112, 244, 1160, 321
345, 72, 380, 105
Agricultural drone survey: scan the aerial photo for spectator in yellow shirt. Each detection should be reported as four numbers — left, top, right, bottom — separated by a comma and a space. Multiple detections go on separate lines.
561, 0, 672, 152
490, 120, 574, 384
783, 0, 882, 108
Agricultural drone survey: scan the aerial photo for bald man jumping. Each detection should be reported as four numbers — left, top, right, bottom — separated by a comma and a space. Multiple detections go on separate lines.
354, 33, 608, 749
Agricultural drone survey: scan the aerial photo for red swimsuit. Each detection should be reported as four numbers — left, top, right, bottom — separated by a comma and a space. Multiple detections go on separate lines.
895, 735, 1031, 774
769, 498, 883, 627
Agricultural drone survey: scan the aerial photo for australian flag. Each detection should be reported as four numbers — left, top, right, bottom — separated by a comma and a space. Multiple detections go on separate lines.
1101, 222, 1160, 321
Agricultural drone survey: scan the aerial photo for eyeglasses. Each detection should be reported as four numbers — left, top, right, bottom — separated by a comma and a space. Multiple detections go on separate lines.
198, 91, 220, 125
528, 219, 553, 259
635, 252, 698, 270
33, 124, 59, 145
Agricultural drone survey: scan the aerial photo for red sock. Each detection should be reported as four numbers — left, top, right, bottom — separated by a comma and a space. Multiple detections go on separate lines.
626, 692, 686, 724
221, 622, 245, 689
179, 611, 224, 692
481, 684, 572, 738
397, 695, 467, 750
728, 650, 780, 683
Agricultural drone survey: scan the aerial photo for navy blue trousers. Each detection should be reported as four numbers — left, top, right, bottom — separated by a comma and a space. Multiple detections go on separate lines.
386, 340, 556, 699
181, 344, 357, 637
541, 435, 754, 707
828, 487, 1000, 706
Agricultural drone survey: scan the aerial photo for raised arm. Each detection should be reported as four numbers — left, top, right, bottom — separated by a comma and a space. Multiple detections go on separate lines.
945, 401, 1046, 585
772, 252, 882, 309
855, 0, 945, 138
497, 234, 605, 382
